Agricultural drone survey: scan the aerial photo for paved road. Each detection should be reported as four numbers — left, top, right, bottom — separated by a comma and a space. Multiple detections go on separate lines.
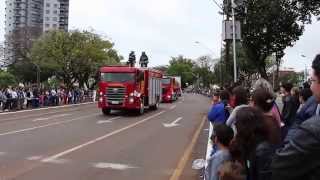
0, 94, 210, 180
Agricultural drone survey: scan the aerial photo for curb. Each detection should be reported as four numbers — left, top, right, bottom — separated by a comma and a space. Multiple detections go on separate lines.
0, 102, 96, 115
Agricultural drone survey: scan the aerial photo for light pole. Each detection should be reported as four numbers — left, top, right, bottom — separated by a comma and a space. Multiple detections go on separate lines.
31, 63, 41, 87
231, 0, 237, 83
301, 55, 308, 82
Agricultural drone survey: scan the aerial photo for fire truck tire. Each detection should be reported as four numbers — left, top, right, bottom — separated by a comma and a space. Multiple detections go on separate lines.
102, 108, 111, 115
150, 101, 159, 110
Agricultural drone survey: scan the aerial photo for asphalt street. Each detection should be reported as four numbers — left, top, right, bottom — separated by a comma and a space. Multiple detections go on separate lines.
0, 94, 210, 180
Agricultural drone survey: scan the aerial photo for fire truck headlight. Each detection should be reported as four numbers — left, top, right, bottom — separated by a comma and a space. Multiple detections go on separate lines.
129, 97, 134, 103
134, 90, 141, 97
99, 91, 103, 96
99, 97, 103, 102
129, 93, 134, 97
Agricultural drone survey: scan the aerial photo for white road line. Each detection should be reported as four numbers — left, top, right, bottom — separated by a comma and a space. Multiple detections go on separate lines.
42, 158, 70, 164
163, 117, 183, 128
42, 111, 166, 162
97, 120, 112, 124
0, 152, 7, 156
33, 117, 49, 121
26, 156, 43, 161
97, 117, 121, 124
172, 117, 182, 124
92, 162, 138, 170
170, 105, 177, 110
0, 102, 95, 115
33, 113, 72, 122
0, 114, 99, 137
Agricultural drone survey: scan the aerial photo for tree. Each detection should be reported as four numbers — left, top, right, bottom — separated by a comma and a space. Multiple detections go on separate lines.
193, 55, 215, 88
167, 55, 196, 88
31, 30, 122, 89
235, 0, 305, 78
153, 65, 168, 74
279, 72, 304, 86
5, 26, 42, 64
7, 61, 55, 84
0, 70, 17, 88
291, 0, 320, 23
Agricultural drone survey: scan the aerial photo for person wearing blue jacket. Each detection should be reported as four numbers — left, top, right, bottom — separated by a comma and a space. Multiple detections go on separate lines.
208, 90, 230, 125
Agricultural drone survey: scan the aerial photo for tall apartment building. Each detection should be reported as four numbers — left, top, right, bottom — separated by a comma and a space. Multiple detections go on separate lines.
4, 0, 69, 65
5, 0, 43, 36
43, 0, 69, 32
0, 42, 4, 68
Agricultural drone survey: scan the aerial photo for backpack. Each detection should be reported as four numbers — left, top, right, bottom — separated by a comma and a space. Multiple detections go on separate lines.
223, 102, 231, 123
5, 91, 12, 99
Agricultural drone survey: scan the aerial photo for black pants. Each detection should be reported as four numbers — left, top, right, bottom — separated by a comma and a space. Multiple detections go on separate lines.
3, 100, 11, 110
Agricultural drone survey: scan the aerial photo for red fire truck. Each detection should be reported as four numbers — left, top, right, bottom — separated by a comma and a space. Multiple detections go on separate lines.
98, 66, 163, 115
161, 76, 181, 103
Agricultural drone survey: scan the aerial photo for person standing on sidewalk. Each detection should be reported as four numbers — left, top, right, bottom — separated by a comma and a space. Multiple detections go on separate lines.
271, 54, 320, 180
208, 90, 230, 126
205, 124, 234, 180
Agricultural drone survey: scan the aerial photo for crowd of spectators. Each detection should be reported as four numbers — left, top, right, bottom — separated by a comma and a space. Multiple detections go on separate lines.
205, 54, 320, 180
0, 86, 94, 112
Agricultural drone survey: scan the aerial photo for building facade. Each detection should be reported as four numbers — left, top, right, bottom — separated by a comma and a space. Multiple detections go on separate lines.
43, 0, 69, 32
4, 0, 69, 65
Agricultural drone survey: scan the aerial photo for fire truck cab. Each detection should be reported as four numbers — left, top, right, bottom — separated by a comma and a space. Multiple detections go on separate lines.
98, 66, 162, 115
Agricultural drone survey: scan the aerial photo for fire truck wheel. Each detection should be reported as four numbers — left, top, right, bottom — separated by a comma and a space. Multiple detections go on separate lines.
102, 108, 111, 115
150, 101, 159, 110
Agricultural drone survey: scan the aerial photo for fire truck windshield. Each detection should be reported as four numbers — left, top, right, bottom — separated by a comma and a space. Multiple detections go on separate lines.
161, 78, 171, 85
101, 73, 135, 83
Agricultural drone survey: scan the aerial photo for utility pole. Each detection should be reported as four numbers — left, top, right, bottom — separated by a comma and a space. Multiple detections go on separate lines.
231, 0, 237, 83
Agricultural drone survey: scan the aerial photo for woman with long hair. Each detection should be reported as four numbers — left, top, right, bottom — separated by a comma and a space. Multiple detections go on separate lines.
230, 107, 276, 180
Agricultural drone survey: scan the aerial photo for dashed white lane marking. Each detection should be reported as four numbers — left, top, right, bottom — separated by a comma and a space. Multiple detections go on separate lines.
170, 105, 177, 110
92, 163, 138, 170
97, 120, 112, 124
33, 113, 72, 122
26, 156, 43, 161
41, 158, 70, 164
0, 152, 7, 156
33, 117, 49, 121
0, 114, 99, 137
42, 111, 166, 162
97, 117, 121, 124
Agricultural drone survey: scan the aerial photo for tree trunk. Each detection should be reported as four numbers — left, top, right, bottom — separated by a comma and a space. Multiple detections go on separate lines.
275, 58, 281, 90
258, 61, 268, 79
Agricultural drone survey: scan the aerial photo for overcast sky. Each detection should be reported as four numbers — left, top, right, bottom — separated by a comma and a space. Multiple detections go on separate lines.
1, 0, 319, 71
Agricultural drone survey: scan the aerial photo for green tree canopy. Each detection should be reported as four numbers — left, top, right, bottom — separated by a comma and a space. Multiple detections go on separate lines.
235, 0, 305, 78
31, 30, 122, 89
0, 70, 17, 89
167, 55, 196, 88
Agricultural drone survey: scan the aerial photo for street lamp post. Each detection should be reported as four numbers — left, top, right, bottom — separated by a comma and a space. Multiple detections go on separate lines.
32, 63, 41, 87
231, 0, 237, 83
301, 55, 308, 82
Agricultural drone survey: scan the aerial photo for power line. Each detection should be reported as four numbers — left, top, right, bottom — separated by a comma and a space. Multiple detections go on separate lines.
211, 0, 224, 11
